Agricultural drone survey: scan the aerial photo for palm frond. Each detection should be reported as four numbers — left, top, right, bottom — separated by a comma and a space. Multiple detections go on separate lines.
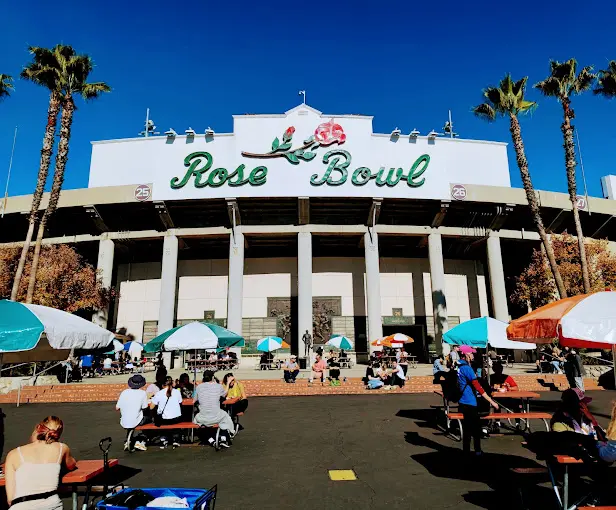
80, 82, 111, 100
594, 61, 616, 98
534, 76, 561, 97
518, 99, 537, 115
472, 103, 497, 121
0, 74, 14, 99
572, 65, 595, 94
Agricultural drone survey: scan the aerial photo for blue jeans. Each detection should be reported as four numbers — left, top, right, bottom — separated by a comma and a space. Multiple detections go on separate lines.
367, 379, 384, 389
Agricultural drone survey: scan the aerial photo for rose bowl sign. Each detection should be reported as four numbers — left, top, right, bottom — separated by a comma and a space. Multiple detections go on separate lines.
88, 106, 512, 201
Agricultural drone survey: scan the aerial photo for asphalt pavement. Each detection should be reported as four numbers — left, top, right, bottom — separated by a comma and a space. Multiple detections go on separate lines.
2, 391, 616, 509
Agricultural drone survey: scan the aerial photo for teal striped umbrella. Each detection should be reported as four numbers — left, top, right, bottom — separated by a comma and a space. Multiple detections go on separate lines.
144, 321, 245, 353
327, 335, 353, 350
257, 336, 284, 352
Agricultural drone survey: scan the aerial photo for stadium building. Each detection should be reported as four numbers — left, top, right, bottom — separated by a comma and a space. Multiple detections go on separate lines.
4, 103, 616, 362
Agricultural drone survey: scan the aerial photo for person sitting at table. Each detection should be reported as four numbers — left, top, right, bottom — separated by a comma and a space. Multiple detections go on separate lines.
364, 362, 384, 390
222, 373, 248, 430
177, 373, 194, 399
193, 371, 234, 448
390, 360, 406, 388
283, 355, 300, 383
151, 376, 183, 449
310, 354, 328, 385
432, 354, 448, 383
327, 350, 336, 366
4, 416, 77, 510
551, 388, 598, 437
259, 352, 269, 370
116, 375, 149, 452
339, 349, 348, 360
102, 355, 113, 373
490, 361, 519, 392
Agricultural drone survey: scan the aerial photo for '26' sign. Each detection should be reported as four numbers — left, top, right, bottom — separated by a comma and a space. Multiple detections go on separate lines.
451, 184, 467, 201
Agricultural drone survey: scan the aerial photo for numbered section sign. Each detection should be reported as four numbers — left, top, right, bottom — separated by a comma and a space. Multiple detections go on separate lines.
576, 195, 587, 210
451, 184, 467, 201
134, 184, 152, 202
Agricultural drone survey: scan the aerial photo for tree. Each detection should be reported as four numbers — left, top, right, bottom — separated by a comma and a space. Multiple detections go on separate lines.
473, 74, 567, 298
11, 46, 68, 300
535, 59, 595, 293
0, 74, 13, 100
594, 61, 616, 98
25, 46, 110, 303
512, 234, 616, 310
0, 244, 112, 312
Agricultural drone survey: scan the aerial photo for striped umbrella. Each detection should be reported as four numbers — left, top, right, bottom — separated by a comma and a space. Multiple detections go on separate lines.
257, 336, 285, 352
507, 291, 616, 349
383, 333, 413, 346
327, 335, 353, 350
144, 321, 245, 352
0, 300, 115, 353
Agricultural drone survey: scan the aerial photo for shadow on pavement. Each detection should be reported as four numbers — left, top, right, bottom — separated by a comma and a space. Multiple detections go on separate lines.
404, 431, 556, 509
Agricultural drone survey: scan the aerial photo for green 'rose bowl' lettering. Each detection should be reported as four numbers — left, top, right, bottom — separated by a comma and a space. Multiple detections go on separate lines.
376, 167, 404, 187
351, 167, 372, 186
249, 166, 267, 186
311, 150, 350, 186
171, 151, 213, 189
208, 168, 228, 187
407, 154, 430, 187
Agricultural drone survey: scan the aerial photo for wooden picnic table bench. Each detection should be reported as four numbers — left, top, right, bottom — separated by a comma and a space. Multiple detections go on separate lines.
447, 411, 551, 442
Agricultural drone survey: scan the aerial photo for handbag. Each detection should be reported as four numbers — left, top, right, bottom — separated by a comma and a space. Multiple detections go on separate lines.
154, 395, 170, 427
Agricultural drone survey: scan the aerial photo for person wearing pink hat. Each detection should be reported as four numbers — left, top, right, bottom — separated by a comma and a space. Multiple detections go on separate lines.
550, 388, 597, 436
457, 345, 499, 456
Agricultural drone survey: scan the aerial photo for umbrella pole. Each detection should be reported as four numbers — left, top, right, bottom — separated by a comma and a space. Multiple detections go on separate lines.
194, 349, 197, 385
612, 345, 616, 389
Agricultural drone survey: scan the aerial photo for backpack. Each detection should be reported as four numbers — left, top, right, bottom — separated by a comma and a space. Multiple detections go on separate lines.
441, 370, 472, 403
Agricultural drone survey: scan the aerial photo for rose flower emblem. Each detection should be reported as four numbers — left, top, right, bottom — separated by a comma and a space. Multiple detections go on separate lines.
314, 119, 346, 146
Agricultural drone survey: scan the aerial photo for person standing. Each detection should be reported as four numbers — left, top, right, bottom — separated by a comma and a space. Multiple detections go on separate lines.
116, 375, 149, 451
572, 349, 586, 392
4, 416, 77, 510
449, 345, 460, 368
457, 346, 499, 456
283, 355, 300, 383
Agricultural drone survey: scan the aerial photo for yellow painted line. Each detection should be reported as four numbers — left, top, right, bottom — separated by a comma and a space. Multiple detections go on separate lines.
328, 469, 357, 481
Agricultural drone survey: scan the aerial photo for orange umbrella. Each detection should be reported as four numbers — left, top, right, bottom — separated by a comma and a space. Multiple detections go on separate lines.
371, 334, 413, 348
281, 340, 291, 349
506, 291, 616, 349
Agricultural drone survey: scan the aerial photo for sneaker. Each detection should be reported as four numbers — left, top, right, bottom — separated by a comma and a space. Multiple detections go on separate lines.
123, 441, 130, 452
134, 441, 147, 451
172, 442, 180, 449
219, 442, 231, 448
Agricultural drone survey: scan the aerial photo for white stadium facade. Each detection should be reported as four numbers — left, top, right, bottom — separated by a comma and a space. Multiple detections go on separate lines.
4, 103, 616, 364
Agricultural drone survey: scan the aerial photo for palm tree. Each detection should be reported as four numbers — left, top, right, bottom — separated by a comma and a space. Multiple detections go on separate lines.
10, 46, 66, 301
594, 61, 616, 98
474, 74, 567, 299
0, 74, 13, 100
535, 59, 595, 294
25, 47, 110, 302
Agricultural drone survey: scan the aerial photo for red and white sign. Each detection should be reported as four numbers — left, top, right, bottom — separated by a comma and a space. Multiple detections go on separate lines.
134, 184, 152, 202
451, 184, 467, 201
576, 195, 587, 210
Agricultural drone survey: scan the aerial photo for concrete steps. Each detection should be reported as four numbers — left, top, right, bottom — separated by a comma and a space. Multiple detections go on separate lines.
0, 374, 602, 404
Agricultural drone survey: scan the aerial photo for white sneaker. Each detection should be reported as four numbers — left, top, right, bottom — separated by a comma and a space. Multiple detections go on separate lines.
219, 441, 231, 448
123, 441, 129, 452
134, 441, 147, 451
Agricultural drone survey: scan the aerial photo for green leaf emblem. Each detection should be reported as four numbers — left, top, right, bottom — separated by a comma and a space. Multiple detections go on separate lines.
271, 137, 280, 151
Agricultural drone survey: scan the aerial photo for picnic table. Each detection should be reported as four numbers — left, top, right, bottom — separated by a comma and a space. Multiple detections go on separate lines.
493, 391, 541, 431
0, 459, 119, 510
187, 358, 239, 371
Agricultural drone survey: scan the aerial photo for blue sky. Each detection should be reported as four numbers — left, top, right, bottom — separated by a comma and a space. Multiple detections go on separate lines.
0, 0, 615, 198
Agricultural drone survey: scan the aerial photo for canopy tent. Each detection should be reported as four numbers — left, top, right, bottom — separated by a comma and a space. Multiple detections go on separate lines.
444, 317, 536, 350
0, 300, 115, 354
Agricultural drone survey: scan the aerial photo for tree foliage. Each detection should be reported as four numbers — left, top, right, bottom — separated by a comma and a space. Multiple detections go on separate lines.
594, 61, 616, 98
512, 234, 616, 309
0, 74, 13, 100
0, 244, 112, 312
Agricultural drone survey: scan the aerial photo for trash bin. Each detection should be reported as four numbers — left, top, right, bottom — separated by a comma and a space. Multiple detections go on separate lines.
299, 357, 307, 370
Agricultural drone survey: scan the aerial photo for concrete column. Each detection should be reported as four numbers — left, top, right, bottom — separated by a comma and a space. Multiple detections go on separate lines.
364, 230, 382, 353
227, 229, 244, 359
158, 233, 178, 368
93, 238, 114, 328
297, 232, 313, 360
487, 234, 509, 322
428, 232, 449, 354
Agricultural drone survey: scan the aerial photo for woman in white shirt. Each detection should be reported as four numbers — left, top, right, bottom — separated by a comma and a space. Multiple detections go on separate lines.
151, 376, 183, 449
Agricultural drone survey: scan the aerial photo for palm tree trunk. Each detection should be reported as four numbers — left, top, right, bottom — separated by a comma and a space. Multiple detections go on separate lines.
509, 113, 567, 299
10, 91, 61, 301
26, 96, 75, 303
562, 99, 591, 293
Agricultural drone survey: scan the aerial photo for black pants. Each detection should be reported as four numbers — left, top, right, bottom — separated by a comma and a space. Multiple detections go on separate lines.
224, 399, 248, 418
284, 370, 299, 382
329, 369, 341, 380
392, 374, 405, 387
459, 403, 482, 453
158, 415, 183, 444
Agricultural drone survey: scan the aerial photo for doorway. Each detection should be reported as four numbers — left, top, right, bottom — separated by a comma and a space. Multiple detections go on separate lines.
382, 325, 427, 362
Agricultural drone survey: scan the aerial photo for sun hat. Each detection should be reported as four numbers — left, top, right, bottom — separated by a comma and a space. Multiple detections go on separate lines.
290, 354, 297, 359
128, 374, 146, 389
458, 345, 477, 354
